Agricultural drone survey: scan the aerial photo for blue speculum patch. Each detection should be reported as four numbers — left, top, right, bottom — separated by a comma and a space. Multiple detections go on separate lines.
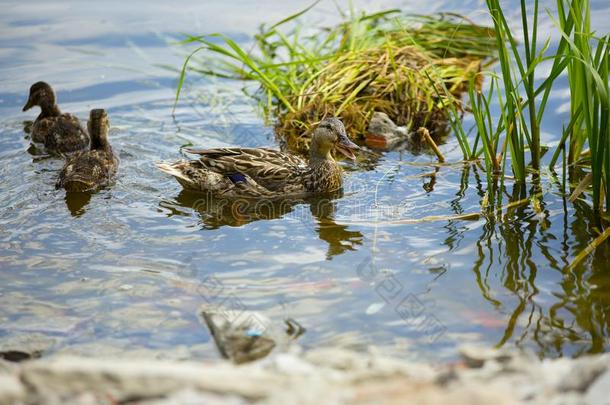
228, 173, 247, 183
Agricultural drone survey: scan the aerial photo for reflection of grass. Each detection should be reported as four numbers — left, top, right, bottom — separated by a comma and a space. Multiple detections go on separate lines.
175, 4, 497, 153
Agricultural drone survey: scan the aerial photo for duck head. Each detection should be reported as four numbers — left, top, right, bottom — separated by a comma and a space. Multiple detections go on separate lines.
23, 82, 59, 115
310, 117, 359, 161
88, 109, 110, 150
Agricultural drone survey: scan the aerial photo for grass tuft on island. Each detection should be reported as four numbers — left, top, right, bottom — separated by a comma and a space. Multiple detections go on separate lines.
175, 6, 497, 154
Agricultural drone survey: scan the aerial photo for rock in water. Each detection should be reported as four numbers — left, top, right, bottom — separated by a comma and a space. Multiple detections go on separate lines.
0, 333, 55, 363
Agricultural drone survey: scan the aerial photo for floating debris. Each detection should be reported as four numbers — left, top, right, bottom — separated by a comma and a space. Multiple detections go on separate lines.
200, 306, 305, 364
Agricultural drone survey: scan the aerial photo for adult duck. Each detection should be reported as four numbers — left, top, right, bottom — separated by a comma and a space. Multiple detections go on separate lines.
22, 81, 89, 154
56, 109, 118, 192
157, 117, 359, 198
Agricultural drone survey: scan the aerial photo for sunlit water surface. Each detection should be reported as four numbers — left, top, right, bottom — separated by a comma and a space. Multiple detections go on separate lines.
1, 0, 609, 362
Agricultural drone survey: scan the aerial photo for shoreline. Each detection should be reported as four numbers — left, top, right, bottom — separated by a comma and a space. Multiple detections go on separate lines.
2, 345, 609, 404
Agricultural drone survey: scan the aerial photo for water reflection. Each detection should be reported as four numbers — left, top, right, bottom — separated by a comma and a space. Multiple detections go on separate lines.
310, 197, 364, 258
64, 192, 92, 217
440, 171, 610, 358
161, 190, 363, 259
23, 120, 50, 159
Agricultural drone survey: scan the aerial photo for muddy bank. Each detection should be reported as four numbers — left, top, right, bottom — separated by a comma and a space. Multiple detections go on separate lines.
1, 345, 609, 405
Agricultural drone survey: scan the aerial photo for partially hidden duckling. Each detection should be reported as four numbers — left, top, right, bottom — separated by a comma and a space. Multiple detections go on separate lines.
22, 81, 89, 154
56, 109, 118, 192
365, 111, 411, 150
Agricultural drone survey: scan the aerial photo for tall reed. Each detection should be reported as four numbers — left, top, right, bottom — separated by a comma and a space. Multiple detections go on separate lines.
555, 0, 609, 213
460, 0, 608, 215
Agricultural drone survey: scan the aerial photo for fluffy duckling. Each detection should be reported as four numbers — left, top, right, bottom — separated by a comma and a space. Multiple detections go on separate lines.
157, 117, 359, 198
23, 81, 89, 154
56, 109, 118, 192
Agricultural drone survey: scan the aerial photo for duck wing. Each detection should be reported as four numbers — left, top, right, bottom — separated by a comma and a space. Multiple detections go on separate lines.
184, 147, 307, 192
44, 114, 90, 154
157, 159, 286, 198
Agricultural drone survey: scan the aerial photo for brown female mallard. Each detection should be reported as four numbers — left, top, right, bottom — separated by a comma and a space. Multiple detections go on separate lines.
56, 109, 118, 192
157, 117, 359, 198
22, 81, 89, 154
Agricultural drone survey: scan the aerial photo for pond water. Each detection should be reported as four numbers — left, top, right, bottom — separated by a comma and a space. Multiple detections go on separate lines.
1, 0, 609, 362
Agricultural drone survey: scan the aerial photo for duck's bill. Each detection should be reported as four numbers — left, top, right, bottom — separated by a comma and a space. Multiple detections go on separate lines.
22, 99, 34, 112
335, 136, 360, 160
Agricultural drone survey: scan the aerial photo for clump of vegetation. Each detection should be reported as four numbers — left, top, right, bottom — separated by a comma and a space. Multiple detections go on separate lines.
276, 43, 486, 153
175, 6, 497, 153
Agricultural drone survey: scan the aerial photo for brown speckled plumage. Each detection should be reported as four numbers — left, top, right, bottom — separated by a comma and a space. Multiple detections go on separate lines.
23, 82, 89, 154
57, 109, 118, 192
158, 117, 358, 198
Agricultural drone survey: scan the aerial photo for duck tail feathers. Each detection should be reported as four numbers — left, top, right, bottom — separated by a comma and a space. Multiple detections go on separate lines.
156, 161, 191, 182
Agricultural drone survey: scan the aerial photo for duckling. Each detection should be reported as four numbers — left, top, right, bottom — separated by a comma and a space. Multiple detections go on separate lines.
366, 111, 411, 150
56, 109, 118, 192
22, 81, 89, 154
157, 117, 359, 198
